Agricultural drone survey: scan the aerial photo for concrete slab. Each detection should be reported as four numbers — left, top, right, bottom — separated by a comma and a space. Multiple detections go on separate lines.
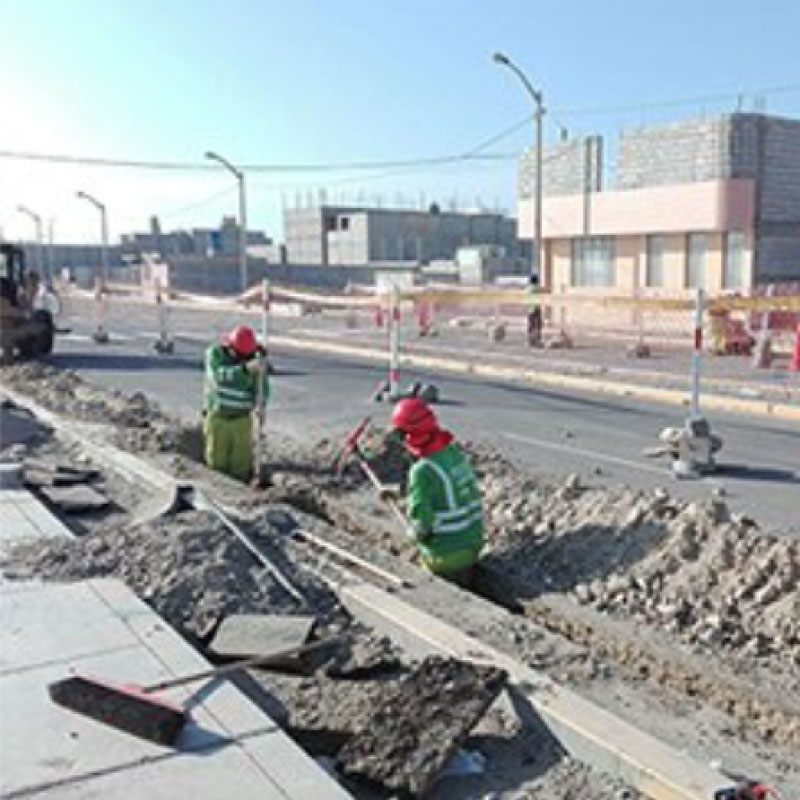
342, 582, 730, 800
0, 582, 138, 674
0, 579, 352, 800
40, 485, 110, 513
0, 487, 74, 544
23, 464, 99, 488
337, 656, 506, 796
209, 614, 315, 661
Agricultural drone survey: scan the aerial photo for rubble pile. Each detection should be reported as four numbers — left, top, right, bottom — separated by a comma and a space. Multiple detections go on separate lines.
1, 363, 199, 456
10, 508, 336, 639
482, 465, 800, 669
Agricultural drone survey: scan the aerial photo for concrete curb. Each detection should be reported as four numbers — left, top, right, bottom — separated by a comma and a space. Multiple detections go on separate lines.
342, 582, 729, 800
269, 334, 800, 422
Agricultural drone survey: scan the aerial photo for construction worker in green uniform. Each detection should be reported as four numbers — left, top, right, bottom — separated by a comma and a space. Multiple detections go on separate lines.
203, 325, 269, 482
389, 398, 485, 586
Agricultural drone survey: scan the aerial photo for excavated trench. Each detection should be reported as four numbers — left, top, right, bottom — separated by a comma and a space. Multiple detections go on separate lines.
2, 363, 799, 796
0, 400, 635, 798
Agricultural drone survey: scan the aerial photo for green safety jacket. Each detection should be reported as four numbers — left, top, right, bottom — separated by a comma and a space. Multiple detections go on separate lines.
203, 344, 269, 418
406, 443, 485, 573
526, 285, 541, 311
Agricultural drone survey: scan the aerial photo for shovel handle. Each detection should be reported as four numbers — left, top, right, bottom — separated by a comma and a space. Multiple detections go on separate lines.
144, 633, 349, 693
353, 450, 413, 535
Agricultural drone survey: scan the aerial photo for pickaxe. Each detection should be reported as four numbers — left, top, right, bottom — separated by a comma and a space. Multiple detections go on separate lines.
335, 416, 411, 534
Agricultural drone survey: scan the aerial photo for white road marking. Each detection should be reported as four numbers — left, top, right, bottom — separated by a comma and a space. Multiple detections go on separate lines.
501, 431, 670, 476
59, 332, 135, 343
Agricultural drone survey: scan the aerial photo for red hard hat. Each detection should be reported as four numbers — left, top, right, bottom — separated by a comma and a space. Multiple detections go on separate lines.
391, 397, 437, 435
225, 326, 258, 357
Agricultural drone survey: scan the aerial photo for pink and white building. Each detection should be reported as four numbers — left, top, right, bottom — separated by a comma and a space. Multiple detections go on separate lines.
517, 113, 800, 297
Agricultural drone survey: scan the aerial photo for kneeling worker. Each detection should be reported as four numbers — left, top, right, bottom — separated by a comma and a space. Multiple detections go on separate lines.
203, 325, 269, 482
390, 398, 485, 586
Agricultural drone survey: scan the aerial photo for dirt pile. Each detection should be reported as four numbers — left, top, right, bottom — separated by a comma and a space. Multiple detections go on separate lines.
8, 507, 336, 639
309, 425, 412, 490
480, 462, 800, 671
1, 363, 200, 456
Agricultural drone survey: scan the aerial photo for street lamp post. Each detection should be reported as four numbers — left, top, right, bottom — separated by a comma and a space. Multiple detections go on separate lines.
492, 52, 545, 291
205, 151, 248, 293
17, 205, 45, 278
76, 191, 109, 293
76, 190, 110, 343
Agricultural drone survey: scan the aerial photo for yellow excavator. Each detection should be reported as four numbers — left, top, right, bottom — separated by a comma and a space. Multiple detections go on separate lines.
0, 244, 58, 362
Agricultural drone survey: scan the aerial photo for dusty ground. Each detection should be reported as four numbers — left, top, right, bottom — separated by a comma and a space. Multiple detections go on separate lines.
2, 362, 797, 797
0, 409, 632, 799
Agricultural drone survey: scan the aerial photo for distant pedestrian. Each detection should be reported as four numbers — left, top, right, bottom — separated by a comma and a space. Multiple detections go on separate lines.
526, 275, 543, 348
203, 325, 269, 482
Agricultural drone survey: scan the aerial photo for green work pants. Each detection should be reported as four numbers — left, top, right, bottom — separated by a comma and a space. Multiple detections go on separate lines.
203, 412, 253, 482
419, 544, 482, 582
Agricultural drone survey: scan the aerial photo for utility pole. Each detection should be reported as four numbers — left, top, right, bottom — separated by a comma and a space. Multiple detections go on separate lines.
17, 205, 45, 278
492, 51, 545, 289
47, 218, 55, 283
76, 190, 111, 343
205, 151, 248, 293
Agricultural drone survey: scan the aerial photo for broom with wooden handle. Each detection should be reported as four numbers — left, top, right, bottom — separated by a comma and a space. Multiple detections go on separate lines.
48, 633, 348, 746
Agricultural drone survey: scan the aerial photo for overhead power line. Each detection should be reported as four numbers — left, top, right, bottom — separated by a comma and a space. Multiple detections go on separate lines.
553, 82, 800, 117
0, 149, 514, 173
1, 81, 795, 183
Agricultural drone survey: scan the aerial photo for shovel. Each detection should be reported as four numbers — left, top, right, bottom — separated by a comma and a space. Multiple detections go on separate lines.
334, 417, 414, 537
252, 353, 267, 487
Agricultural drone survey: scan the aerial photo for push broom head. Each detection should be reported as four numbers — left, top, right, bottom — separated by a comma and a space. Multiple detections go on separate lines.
49, 674, 188, 747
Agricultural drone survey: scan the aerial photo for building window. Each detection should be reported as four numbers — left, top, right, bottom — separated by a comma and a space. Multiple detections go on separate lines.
339, 216, 350, 231
685, 233, 707, 289
571, 237, 615, 287
645, 235, 666, 287
723, 232, 745, 289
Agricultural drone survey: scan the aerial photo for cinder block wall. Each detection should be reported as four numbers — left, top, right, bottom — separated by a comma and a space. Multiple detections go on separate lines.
617, 117, 731, 189
747, 116, 800, 281
519, 138, 601, 199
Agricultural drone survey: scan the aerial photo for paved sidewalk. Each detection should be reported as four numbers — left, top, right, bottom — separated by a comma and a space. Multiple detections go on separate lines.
0, 578, 352, 799
0, 488, 73, 543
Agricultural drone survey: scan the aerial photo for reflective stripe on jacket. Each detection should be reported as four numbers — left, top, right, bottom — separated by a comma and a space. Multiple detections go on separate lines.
203, 344, 269, 417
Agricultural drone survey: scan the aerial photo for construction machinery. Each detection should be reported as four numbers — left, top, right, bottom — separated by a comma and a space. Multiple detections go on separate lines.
0, 244, 57, 361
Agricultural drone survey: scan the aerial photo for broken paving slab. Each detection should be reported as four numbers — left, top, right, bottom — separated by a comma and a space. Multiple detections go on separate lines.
209, 613, 315, 664
337, 656, 507, 797
40, 484, 110, 513
23, 460, 100, 488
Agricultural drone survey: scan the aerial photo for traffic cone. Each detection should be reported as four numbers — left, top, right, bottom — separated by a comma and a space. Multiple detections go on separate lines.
790, 322, 800, 372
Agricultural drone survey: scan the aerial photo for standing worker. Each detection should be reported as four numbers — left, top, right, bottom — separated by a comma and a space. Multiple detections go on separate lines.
388, 398, 485, 586
526, 274, 543, 348
203, 325, 269, 482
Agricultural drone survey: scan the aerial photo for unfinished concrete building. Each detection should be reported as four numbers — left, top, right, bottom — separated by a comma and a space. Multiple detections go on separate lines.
283, 205, 526, 268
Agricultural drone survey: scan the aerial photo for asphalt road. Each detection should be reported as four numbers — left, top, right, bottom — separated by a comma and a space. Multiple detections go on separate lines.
47, 306, 800, 535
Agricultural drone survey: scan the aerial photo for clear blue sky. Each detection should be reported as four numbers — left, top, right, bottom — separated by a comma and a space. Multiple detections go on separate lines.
2, 0, 799, 242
